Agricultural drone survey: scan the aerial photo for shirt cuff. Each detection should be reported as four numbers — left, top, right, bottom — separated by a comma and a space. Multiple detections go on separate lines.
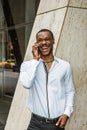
64, 106, 73, 117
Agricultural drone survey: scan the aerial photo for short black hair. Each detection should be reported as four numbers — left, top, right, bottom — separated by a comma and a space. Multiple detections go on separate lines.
36, 29, 54, 40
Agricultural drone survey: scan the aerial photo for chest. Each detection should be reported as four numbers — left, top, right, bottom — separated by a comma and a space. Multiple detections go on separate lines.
36, 62, 66, 85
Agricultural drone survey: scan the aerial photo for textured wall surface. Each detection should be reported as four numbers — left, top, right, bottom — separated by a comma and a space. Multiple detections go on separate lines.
56, 7, 87, 130
5, 0, 87, 130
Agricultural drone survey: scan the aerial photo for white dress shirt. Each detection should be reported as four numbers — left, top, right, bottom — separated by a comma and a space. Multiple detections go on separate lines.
19, 56, 75, 118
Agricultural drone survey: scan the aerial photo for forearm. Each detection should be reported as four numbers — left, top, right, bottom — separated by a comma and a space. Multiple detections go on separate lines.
19, 59, 39, 88
64, 91, 75, 117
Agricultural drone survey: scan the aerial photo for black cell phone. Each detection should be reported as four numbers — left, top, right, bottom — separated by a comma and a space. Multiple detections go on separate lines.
37, 47, 40, 54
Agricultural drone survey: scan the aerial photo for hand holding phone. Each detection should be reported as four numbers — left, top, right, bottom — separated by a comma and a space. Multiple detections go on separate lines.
32, 42, 40, 60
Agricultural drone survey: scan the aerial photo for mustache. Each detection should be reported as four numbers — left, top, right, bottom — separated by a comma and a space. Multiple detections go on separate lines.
39, 43, 51, 48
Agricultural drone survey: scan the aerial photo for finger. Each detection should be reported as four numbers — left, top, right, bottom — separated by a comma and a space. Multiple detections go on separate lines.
32, 45, 38, 53
56, 117, 61, 126
59, 122, 65, 128
34, 42, 40, 47
32, 44, 38, 49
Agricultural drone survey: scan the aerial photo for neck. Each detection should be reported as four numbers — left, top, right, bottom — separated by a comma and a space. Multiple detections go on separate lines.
41, 54, 54, 63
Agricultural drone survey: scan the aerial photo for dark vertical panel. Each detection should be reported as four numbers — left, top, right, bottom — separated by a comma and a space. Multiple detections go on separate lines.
35, 0, 40, 13
1, 0, 23, 71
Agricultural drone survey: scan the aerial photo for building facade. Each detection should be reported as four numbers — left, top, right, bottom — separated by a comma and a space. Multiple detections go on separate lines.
0, 0, 40, 97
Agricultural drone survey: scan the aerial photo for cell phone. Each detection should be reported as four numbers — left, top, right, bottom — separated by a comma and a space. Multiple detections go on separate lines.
35, 42, 40, 55
36, 47, 40, 54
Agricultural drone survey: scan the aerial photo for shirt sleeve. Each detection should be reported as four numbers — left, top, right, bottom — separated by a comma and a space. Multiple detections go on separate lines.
19, 59, 39, 89
64, 63, 75, 117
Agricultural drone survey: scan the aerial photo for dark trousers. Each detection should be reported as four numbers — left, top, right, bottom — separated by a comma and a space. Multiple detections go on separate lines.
27, 114, 65, 130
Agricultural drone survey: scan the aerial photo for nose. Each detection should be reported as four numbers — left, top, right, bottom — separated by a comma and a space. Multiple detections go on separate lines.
41, 39, 46, 45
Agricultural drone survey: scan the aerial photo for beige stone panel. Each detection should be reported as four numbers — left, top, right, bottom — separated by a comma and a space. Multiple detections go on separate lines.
37, 0, 69, 14
69, 0, 87, 8
5, 81, 31, 130
25, 8, 67, 60
56, 8, 87, 130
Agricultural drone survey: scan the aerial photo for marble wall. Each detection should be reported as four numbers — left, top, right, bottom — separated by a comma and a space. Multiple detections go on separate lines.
5, 0, 87, 130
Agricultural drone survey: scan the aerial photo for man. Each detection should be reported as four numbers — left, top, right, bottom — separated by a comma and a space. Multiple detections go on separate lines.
20, 29, 75, 130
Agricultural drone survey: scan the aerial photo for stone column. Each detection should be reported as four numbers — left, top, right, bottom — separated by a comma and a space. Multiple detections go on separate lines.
5, 0, 87, 130
56, 1, 87, 130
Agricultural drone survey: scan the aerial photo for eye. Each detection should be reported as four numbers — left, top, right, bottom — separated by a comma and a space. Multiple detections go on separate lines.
37, 38, 51, 42
45, 38, 50, 41
37, 39, 43, 42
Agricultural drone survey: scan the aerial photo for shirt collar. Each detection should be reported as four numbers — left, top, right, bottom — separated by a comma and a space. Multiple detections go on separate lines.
39, 56, 59, 63
54, 56, 59, 64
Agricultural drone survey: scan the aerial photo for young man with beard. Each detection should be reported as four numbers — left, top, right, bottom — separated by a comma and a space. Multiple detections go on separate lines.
20, 29, 75, 130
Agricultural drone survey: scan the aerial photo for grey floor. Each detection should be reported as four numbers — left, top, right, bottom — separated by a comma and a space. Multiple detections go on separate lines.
0, 97, 11, 130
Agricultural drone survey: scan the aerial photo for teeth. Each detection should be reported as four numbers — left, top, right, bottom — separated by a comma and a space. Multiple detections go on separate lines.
42, 46, 48, 49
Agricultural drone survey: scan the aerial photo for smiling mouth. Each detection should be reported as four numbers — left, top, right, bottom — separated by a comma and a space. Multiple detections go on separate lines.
40, 44, 51, 50
38, 44, 53, 56
42, 46, 48, 49
40, 46, 49, 53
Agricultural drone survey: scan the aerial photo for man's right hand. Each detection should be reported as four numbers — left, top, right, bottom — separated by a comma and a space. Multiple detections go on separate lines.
56, 115, 68, 128
32, 43, 40, 60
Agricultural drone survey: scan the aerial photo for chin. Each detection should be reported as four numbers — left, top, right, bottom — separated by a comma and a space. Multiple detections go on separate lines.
42, 52, 51, 56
